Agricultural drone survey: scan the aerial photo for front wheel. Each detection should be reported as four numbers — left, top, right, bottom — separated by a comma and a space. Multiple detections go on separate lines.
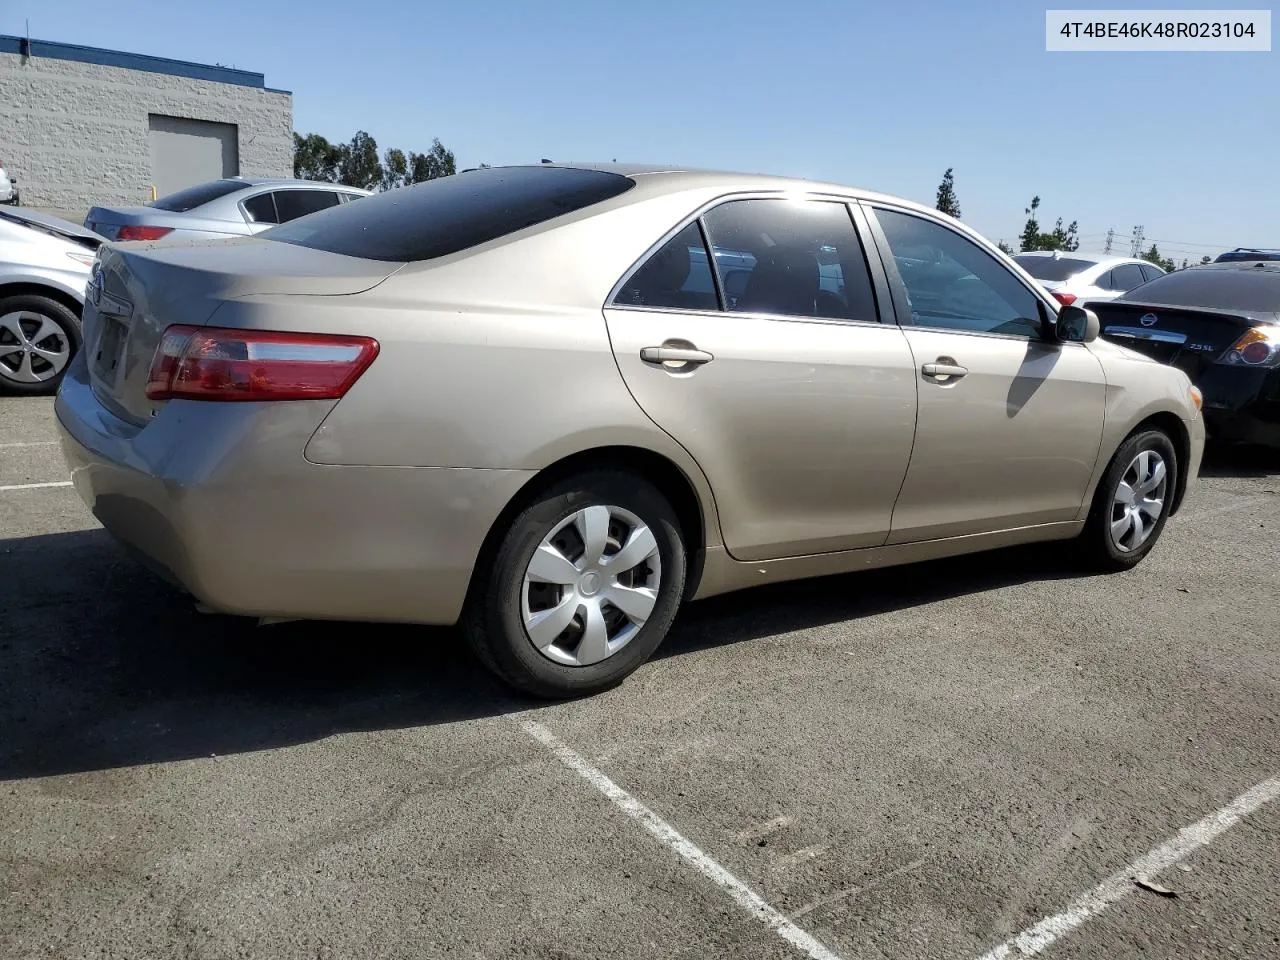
463, 471, 686, 698
0, 294, 82, 395
1079, 427, 1178, 571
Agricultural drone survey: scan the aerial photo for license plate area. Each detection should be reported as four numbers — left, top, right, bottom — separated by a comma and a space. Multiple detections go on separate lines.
93, 315, 128, 386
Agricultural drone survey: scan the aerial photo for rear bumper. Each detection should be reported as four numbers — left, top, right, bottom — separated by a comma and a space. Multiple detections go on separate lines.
1199, 365, 1280, 447
55, 362, 533, 624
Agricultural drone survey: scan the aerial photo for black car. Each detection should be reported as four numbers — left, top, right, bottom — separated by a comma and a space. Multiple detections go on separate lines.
1085, 261, 1280, 447
1214, 247, 1280, 263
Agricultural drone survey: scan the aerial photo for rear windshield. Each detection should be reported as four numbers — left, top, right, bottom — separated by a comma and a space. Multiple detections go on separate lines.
152, 180, 247, 212
1013, 255, 1096, 281
1117, 265, 1280, 314
263, 166, 636, 262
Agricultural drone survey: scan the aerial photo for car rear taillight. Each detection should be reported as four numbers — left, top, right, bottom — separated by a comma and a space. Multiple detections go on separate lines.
117, 225, 174, 241
1218, 325, 1280, 368
145, 326, 380, 401
1052, 292, 1077, 305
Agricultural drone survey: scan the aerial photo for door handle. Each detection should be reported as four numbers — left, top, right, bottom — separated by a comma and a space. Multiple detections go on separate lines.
921, 359, 968, 379
641, 345, 714, 366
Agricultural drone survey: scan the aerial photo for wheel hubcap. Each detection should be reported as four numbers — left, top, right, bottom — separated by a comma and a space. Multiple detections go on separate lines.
0, 311, 71, 384
1110, 449, 1167, 552
521, 504, 662, 667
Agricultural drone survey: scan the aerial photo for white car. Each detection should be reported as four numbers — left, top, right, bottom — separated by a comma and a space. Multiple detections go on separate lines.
0, 164, 17, 205
1013, 252, 1165, 306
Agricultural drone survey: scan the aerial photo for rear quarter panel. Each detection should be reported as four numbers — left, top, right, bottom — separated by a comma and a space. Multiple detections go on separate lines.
254, 188, 733, 544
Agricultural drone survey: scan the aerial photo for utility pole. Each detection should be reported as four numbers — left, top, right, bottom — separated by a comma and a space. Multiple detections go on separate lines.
1131, 225, 1144, 258
1104, 228, 1115, 255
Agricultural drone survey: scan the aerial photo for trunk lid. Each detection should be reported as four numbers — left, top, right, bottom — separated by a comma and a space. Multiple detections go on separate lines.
1087, 299, 1256, 381
84, 205, 243, 240
84, 236, 403, 425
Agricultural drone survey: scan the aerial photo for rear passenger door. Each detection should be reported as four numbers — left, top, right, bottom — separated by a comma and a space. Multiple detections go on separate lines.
603, 196, 919, 562
1110, 263, 1149, 294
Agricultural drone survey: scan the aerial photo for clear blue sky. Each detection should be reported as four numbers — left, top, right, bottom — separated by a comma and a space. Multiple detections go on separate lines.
8, 0, 1276, 260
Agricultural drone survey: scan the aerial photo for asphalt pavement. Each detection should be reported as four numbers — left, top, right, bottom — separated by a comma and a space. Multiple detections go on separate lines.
2, 395, 1277, 959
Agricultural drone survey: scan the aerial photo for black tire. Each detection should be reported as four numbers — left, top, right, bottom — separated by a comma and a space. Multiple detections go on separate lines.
463, 470, 686, 699
1079, 427, 1179, 571
0, 293, 82, 395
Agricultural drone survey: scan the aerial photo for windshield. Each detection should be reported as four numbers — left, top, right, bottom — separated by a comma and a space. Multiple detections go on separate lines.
264, 166, 636, 262
1013, 255, 1096, 281
152, 179, 247, 212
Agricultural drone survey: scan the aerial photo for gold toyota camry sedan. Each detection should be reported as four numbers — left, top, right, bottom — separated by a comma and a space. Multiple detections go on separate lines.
57, 163, 1205, 698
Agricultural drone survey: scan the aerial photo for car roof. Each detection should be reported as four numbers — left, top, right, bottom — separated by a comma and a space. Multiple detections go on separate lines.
1186, 260, 1280, 273
519, 161, 966, 222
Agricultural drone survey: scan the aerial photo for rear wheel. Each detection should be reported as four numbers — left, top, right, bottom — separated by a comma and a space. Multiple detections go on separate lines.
1079, 427, 1178, 571
463, 471, 686, 698
0, 294, 81, 395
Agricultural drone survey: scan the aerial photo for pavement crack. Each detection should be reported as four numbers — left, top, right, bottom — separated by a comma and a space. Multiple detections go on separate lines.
788, 856, 928, 920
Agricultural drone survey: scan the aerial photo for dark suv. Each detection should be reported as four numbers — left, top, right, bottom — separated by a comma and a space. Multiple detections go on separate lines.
1215, 248, 1280, 263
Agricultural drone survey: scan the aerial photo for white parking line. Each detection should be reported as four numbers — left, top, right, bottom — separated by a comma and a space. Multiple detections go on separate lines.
0, 441, 58, 449
522, 720, 844, 960
976, 774, 1280, 959
0, 481, 73, 492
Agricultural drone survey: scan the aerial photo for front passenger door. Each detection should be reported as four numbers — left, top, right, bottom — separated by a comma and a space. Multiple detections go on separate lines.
866, 205, 1108, 544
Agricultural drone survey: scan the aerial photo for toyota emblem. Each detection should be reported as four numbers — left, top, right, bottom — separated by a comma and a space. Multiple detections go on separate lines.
1140, 313, 1158, 327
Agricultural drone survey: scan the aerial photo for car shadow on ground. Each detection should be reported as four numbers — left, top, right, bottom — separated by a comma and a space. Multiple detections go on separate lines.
1198, 442, 1280, 479
0, 527, 1104, 781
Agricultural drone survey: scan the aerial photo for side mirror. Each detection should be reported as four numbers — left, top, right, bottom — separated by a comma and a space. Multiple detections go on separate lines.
1055, 304, 1100, 343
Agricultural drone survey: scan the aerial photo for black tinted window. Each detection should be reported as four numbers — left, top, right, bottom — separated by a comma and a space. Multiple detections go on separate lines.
614, 222, 717, 311
152, 179, 246, 212
1139, 263, 1165, 282
875, 208, 1044, 337
1111, 264, 1148, 291
700, 199, 878, 322
1094, 270, 1115, 290
1117, 265, 1280, 313
242, 193, 278, 224
265, 166, 635, 262
274, 190, 342, 223
1013, 255, 1095, 281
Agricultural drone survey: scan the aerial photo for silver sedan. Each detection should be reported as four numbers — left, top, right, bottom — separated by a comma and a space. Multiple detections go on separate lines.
84, 178, 371, 242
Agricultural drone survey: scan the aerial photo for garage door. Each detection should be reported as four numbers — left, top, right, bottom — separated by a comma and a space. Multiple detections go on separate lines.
147, 115, 239, 198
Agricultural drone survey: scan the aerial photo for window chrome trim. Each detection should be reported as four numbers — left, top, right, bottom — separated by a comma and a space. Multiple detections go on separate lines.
894, 323, 1088, 348
605, 301, 892, 332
